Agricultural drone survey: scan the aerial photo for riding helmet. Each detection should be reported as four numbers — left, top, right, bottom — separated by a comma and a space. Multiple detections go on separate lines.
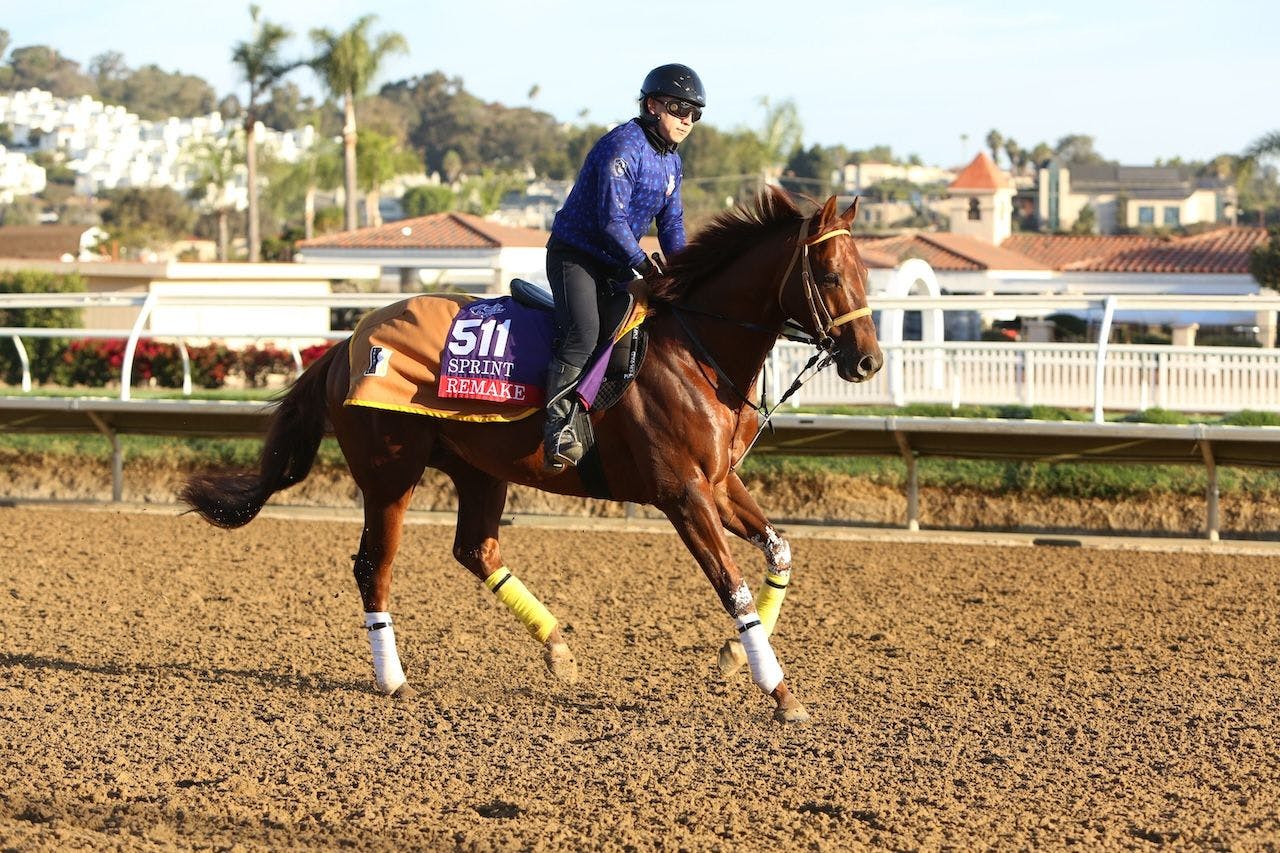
640, 64, 706, 108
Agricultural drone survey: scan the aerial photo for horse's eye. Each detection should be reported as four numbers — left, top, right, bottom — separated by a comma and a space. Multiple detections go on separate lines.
822, 272, 840, 287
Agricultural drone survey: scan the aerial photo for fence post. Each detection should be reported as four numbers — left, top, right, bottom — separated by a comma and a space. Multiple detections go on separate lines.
1199, 431, 1219, 542
87, 411, 123, 502
1093, 296, 1117, 423
177, 340, 192, 396
892, 426, 919, 531
119, 293, 159, 402
10, 335, 31, 392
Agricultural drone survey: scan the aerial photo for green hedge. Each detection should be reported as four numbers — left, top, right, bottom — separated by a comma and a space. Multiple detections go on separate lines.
0, 269, 86, 385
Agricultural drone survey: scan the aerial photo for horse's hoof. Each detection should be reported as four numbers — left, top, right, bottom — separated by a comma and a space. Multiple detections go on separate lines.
772, 701, 811, 724
717, 639, 748, 678
545, 643, 579, 684
391, 683, 417, 700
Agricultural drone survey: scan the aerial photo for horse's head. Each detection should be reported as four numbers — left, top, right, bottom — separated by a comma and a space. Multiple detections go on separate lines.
779, 196, 883, 383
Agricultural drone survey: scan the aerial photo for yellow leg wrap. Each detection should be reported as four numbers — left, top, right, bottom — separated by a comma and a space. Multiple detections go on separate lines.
755, 570, 790, 636
484, 567, 558, 644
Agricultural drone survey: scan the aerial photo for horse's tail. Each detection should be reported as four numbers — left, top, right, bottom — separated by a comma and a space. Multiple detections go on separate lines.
180, 341, 346, 529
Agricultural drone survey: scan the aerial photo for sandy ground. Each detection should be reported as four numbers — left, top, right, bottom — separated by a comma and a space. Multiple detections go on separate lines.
1, 504, 1277, 850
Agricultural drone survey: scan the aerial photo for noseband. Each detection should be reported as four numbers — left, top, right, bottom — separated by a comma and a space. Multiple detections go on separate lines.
778, 213, 872, 351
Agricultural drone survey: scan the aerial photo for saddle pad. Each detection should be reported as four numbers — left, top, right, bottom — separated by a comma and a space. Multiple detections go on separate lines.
438, 297, 554, 405
344, 294, 652, 423
345, 294, 541, 423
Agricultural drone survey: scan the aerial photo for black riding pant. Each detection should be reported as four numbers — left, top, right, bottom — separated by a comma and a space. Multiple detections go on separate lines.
545, 239, 626, 371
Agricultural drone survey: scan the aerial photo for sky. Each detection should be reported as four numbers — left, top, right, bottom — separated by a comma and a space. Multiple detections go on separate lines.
4, 0, 1278, 168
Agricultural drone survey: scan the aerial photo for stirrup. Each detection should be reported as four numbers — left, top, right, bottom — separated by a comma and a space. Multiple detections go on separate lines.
544, 424, 584, 471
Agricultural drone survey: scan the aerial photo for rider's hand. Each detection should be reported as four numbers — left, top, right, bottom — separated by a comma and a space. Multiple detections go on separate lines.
632, 255, 665, 299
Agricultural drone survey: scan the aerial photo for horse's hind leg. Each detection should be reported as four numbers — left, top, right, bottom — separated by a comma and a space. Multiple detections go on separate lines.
439, 455, 578, 684
716, 472, 794, 677
336, 409, 432, 699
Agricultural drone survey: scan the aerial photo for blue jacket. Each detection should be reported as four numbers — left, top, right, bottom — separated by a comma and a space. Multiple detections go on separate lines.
551, 119, 685, 270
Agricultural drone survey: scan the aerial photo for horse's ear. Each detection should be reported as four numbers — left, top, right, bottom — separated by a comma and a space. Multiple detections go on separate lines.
840, 196, 860, 225
820, 195, 839, 224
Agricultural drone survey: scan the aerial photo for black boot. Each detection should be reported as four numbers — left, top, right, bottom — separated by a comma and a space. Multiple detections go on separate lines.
543, 360, 585, 470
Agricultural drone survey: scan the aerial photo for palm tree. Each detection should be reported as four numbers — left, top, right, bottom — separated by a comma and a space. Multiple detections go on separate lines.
231, 5, 300, 262
183, 136, 244, 261
356, 130, 421, 228
757, 97, 802, 184
309, 15, 408, 231
1004, 138, 1022, 176
1243, 131, 1280, 226
986, 129, 1004, 167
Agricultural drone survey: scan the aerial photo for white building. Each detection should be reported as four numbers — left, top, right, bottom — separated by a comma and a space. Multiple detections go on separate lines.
0, 88, 318, 203
0, 144, 47, 203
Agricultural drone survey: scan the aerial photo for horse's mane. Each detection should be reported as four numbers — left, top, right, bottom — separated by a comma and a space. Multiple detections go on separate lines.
648, 185, 806, 304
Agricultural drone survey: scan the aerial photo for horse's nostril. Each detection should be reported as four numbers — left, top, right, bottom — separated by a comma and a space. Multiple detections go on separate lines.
857, 354, 879, 377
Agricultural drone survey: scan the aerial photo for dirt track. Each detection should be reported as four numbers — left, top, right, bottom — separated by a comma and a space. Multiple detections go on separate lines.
1, 505, 1278, 850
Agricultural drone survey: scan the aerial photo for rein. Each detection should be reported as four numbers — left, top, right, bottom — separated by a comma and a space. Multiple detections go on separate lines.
669, 213, 873, 467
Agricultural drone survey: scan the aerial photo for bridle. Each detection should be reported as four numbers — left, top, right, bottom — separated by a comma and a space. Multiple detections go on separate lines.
668, 212, 875, 465
777, 211, 872, 352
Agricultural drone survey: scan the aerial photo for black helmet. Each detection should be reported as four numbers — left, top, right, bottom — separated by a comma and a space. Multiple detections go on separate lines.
641, 64, 706, 108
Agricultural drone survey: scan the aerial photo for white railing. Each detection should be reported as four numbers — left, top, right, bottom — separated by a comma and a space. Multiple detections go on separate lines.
4, 290, 1280, 415
766, 341, 1280, 414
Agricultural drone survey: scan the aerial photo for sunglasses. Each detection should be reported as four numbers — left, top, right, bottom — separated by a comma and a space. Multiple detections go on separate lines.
657, 98, 702, 123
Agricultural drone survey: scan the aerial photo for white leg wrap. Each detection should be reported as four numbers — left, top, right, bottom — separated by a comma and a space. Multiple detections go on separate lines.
735, 614, 784, 694
364, 611, 407, 694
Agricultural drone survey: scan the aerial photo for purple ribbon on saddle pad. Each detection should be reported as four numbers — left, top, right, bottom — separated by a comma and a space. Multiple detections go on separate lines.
437, 297, 614, 408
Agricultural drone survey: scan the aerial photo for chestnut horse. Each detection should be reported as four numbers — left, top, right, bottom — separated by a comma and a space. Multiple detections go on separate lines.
181, 188, 882, 722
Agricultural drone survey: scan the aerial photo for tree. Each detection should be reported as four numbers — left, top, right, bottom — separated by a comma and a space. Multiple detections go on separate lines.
1249, 226, 1280, 290
757, 97, 802, 178
5, 45, 93, 97
1243, 131, 1280, 226
1054, 134, 1107, 166
99, 187, 196, 258
1071, 204, 1098, 235
441, 149, 463, 183
781, 145, 839, 195
309, 15, 409, 231
355, 129, 421, 226
232, 5, 300, 261
183, 137, 244, 260
402, 184, 455, 217
1030, 142, 1054, 169
269, 139, 343, 240
986, 129, 1004, 167
1004, 138, 1022, 175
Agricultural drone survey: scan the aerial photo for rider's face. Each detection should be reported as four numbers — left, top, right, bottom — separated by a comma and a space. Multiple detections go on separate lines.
648, 97, 696, 146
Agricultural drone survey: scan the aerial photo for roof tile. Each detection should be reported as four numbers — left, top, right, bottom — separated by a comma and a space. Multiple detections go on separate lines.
297, 212, 550, 250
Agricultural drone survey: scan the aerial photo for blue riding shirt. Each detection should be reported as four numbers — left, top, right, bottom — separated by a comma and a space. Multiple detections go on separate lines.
551, 119, 685, 271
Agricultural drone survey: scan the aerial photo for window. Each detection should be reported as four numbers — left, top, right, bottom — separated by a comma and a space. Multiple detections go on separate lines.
967, 197, 981, 221
1138, 206, 1155, 225
1163, 207, 1181, 226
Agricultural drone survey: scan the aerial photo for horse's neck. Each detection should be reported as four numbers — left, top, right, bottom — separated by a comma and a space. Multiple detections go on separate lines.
668, 239, 788, 390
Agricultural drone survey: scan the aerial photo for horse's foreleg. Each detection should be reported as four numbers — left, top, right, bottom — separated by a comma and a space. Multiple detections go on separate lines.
443, 460, 577, 684
716, 473, 793, 677
662, 481, 808, 723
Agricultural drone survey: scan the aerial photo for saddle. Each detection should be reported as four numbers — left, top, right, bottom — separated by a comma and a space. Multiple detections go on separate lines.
509, 278, 649, 414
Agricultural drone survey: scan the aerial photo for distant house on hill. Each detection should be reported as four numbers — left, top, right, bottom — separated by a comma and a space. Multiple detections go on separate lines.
1036, 161, 1236, 234
0, 224, 108, 261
